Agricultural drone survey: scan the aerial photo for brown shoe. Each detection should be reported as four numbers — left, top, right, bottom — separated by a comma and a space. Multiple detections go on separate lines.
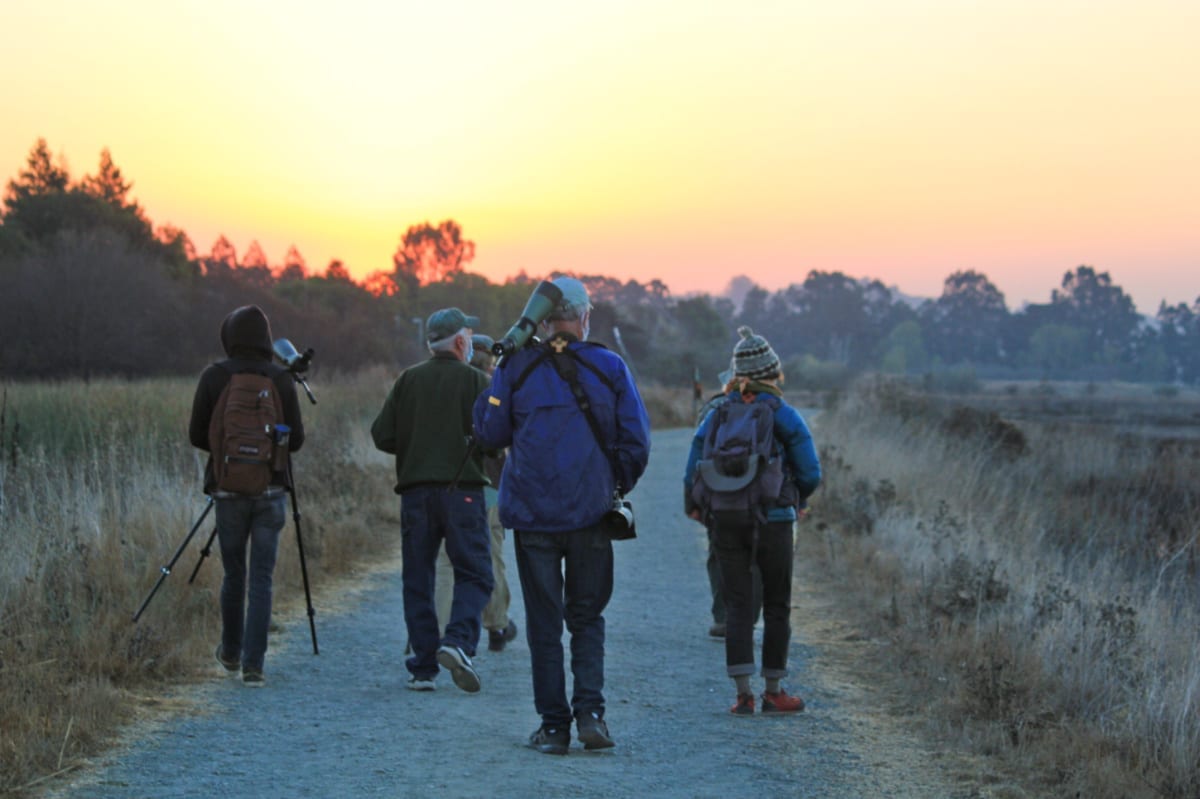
488, 620, 519, 652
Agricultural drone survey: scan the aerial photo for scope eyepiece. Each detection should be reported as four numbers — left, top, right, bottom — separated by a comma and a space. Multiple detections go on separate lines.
273, 338, 314, 373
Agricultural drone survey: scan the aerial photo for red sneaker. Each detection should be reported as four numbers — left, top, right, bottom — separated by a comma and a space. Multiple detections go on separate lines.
730, 693, 755, 715
761, 690, 805, 713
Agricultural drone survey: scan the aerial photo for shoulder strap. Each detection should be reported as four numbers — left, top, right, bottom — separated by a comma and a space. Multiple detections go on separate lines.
508, 349, 552, 395
544, 344, 625, 494
507, 341, 616, 396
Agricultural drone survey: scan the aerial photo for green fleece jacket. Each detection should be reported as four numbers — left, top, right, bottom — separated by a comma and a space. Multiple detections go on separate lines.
371, 352, 491, 492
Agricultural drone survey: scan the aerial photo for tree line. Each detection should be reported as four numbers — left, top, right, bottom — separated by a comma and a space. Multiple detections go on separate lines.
2, 139, 1198, 386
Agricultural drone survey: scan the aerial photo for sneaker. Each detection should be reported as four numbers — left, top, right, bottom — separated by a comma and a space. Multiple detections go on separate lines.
708, 623, 726, 639
488, 620, 519, 652
528, 725, 570, 755
242, 668, 265, 687
761, 689, 805, 713
406, 676, 436, 692
575, 711, 614, 750
730, 693, 755, 715
436, 645, 481, 693
215, 644, 239, 674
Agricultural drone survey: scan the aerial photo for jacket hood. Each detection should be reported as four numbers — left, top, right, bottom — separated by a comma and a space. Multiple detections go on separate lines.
220, 305, 273, 360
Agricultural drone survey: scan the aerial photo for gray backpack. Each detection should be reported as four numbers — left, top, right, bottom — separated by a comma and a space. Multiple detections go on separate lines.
691, 394, 786, 524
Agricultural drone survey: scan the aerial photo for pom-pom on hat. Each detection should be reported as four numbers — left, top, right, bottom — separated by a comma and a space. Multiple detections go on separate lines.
732, 326, 781, 381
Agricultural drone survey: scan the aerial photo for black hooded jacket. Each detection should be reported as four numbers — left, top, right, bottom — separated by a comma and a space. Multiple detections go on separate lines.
188, 305, 305, 494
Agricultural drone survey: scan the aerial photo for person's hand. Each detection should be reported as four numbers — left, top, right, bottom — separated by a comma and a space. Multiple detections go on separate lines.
687, 509, 701, 521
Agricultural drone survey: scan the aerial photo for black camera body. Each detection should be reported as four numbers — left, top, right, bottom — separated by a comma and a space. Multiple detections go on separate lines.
602, 491, 636, 540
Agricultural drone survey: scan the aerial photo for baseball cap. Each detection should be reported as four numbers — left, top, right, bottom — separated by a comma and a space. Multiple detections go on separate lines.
548, 277, 592, 320
426, 307, 480, 343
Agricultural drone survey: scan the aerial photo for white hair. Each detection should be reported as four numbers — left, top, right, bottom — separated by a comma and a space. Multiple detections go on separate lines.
428, 327, 469, 354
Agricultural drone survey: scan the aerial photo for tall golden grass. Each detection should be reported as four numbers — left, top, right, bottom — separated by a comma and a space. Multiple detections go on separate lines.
812, 378, 1200, 798
0, 369, 400, 794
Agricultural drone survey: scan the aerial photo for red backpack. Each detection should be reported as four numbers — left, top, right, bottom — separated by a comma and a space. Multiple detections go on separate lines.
208, 369, 285, 495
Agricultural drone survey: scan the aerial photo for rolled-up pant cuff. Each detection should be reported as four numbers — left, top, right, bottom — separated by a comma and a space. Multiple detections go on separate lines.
726, 663, 756, 677
761, 667, 789, 679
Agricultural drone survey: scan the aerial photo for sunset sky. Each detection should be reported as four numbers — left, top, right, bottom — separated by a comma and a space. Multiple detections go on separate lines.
2, 0, 1197, 314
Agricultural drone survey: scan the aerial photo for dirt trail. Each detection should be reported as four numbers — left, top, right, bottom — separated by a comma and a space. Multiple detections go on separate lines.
48, 429, 981, 799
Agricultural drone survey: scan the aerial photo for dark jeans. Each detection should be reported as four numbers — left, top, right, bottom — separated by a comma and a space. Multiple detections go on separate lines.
216, 494, 287, 672
515, 526, 613, 727
706, 524, 762, 625
401, 486, 493, 679
714, 517, 793, 679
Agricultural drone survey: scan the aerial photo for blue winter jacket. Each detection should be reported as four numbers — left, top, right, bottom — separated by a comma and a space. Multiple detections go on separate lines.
684, 387, 821, 522
472, 336, 651, 533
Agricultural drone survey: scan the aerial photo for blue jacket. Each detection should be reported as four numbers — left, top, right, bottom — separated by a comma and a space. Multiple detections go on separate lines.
684, 387, 821, 522
473, 336, 651, 533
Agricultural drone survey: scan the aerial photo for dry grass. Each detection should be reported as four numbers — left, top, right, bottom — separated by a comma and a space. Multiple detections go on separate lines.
0, 370, 697, 794
809, 377, 1200, 798
0, 370, 399, 795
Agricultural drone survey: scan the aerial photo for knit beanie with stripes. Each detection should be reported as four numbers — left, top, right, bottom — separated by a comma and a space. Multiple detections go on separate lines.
732, 326, 781, 381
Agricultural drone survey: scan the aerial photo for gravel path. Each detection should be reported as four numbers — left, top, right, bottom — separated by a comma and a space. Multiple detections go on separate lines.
50, 429, 971, 799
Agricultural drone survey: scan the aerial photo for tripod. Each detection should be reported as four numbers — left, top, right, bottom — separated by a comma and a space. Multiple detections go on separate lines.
132, 497, 215, 622
286, 452, 319, 654
133, 475, 319, 655
177, 460, 319, 655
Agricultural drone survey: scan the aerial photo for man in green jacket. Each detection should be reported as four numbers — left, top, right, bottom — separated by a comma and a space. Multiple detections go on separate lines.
371, 307, 494, 693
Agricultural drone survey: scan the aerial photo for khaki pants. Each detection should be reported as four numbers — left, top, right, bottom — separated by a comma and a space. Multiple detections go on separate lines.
436, 504, 510, 632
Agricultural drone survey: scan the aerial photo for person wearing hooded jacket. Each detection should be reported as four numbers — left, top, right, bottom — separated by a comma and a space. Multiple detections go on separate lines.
684, 326, 820, 716
188, 305, 305, 686
472, 277, 651, 755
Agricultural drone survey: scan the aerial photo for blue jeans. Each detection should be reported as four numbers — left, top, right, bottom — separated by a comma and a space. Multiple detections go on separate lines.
216, 494, 287, 672
714, 517, 793, 679
515, 525, 613, 727
401, 486, 493, 679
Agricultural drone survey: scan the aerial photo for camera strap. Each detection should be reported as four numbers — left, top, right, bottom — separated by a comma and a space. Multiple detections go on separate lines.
544, 340, 625, 495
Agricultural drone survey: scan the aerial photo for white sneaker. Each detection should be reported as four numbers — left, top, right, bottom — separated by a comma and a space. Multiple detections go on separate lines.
407, 676, 436, 691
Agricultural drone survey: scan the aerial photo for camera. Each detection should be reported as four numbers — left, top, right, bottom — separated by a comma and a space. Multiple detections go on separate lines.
602, 491, 636, 540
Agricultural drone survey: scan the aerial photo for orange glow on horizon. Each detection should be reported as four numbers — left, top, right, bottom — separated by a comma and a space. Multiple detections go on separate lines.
2, 0, 1197, 313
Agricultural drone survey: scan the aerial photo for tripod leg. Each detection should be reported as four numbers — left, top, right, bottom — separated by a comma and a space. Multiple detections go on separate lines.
187, 525, 220, 585
287, 455, 319, 654
132, 497, 214, 622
